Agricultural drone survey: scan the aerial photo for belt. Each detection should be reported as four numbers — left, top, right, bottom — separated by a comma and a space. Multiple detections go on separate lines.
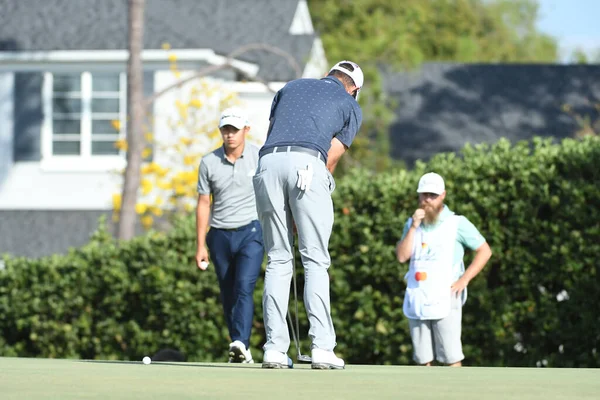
261, 146, 325, 164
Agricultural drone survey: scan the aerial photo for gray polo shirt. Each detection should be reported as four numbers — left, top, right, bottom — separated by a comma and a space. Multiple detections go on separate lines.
197, 143, 259, 229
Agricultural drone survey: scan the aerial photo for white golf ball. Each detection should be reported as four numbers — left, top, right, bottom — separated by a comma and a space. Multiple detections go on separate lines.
142, 356, 151, 365
200, 261, 209, 270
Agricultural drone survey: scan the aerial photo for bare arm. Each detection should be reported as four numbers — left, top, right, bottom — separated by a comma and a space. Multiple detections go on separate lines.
196, 194, 210, 247
462, 242, 492, 282
451, 242, 492, 293
195, 194, 211, 268
396, 209, 425, 263
327, 137, 347, 174
396, 226, 417, 263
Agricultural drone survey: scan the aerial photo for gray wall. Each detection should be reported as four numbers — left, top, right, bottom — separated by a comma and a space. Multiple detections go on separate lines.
0, 73, 14, 189
0, 210, 113, 257
0, 210, 166, 258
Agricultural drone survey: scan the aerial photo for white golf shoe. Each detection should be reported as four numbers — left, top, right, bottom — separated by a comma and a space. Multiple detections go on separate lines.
262, 350, 294, 369
311, 348, 345, 370
228, 340, 254, 364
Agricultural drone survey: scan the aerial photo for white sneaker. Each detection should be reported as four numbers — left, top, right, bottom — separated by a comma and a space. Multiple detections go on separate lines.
228, 340, 253, 363
262, 349, 293, 369
311, 348, 345, 370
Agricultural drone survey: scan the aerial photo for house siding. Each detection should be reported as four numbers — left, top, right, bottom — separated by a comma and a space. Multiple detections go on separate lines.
13, 72, 43, 161
0, 72, 14, 189
11, 70, 153, 163
143, 70, 154, 97
0, 69, 154, 210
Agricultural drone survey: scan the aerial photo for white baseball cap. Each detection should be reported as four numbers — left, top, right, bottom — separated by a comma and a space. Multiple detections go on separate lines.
329, 60, 364, 99
417, 172, 445, 195
219, 107, 249, 129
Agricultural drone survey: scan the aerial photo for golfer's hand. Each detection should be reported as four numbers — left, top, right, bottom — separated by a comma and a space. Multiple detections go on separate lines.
412, 209, 425, 228
451, 276, 469, 295
196, 247, 209, 271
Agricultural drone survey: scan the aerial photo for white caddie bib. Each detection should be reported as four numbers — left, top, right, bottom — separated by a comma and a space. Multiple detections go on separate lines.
402, 216, 460, 320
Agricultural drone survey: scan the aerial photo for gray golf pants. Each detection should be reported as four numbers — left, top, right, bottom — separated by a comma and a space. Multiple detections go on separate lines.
253, 149, 336, 353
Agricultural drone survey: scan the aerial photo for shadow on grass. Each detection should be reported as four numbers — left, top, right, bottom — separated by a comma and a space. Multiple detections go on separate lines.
76, 360, 309, 370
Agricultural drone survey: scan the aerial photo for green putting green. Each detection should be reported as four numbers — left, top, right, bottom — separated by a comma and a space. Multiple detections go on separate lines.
0, 357, 598, 399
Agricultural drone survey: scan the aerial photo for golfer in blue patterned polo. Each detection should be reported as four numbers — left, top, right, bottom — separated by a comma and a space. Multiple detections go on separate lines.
253, 61, 364, 369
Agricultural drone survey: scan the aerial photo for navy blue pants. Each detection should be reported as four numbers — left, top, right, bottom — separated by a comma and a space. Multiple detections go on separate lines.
206, 220, 264, 348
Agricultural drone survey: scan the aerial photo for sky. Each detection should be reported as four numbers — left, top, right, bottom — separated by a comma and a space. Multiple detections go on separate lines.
536, 0, 600, 61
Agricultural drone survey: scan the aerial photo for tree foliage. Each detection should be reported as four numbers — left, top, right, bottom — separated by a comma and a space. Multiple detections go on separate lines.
307, 0, 559, 176
111, 52, 263, 230
112, 78, 240, 230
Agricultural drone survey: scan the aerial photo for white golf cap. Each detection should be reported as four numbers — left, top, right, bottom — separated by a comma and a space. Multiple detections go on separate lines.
417, 172, 445, 195
219, 107, 249, 129
329, 60, 364, 99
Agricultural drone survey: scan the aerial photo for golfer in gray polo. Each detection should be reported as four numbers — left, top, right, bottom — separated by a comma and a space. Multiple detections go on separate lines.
253, 61, 364, 369
196, 107, 264, 364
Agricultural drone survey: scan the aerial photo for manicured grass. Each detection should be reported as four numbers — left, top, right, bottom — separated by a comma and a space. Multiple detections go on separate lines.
0, 357, 598, 399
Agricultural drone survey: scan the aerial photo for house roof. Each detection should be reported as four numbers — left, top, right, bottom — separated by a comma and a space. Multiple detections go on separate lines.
384, 63, 600, 165
0, 0, 317, 81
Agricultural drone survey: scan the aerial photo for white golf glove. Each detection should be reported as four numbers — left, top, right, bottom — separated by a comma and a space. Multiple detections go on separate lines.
296, 163, 314, 192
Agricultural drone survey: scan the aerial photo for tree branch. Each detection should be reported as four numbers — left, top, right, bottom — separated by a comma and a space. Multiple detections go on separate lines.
144, 43, 303, 109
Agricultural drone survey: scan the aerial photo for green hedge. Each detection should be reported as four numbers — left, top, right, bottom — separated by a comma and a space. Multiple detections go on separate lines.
0, 222, 235, 361
1, 136, 599, 367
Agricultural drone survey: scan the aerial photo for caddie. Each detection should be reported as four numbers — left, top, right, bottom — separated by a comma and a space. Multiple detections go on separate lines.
396, 172, 492, 366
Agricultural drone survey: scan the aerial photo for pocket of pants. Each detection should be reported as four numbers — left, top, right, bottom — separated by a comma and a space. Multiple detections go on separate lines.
252, 170, 273, 213
252, 166, 267, 189
253, 221, 265, 245
206, 227, 214, 250
253, 163, 268, 177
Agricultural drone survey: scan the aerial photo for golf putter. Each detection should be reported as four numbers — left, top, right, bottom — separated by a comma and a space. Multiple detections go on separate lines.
288, 235, 312, 363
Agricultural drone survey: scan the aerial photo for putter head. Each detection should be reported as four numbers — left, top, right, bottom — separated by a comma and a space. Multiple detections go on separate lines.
297, 354, 312, 363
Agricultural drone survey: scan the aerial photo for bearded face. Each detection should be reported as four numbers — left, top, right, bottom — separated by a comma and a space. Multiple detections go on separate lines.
418, 192, 445, 225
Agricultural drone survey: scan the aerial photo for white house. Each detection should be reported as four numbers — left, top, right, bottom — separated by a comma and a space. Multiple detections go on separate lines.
0, 0, 328, 257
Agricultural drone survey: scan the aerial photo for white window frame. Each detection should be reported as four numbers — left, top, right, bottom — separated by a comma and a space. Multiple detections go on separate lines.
41, 71, 128, 171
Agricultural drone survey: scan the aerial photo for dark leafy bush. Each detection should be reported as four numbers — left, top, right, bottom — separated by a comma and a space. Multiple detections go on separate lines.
1, 136, 598, 367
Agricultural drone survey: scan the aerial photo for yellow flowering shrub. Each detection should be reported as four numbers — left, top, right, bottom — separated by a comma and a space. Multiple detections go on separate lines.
112, 47, 260, 230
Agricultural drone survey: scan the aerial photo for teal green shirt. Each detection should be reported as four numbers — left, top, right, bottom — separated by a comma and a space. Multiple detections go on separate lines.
400, 205, 486, 266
